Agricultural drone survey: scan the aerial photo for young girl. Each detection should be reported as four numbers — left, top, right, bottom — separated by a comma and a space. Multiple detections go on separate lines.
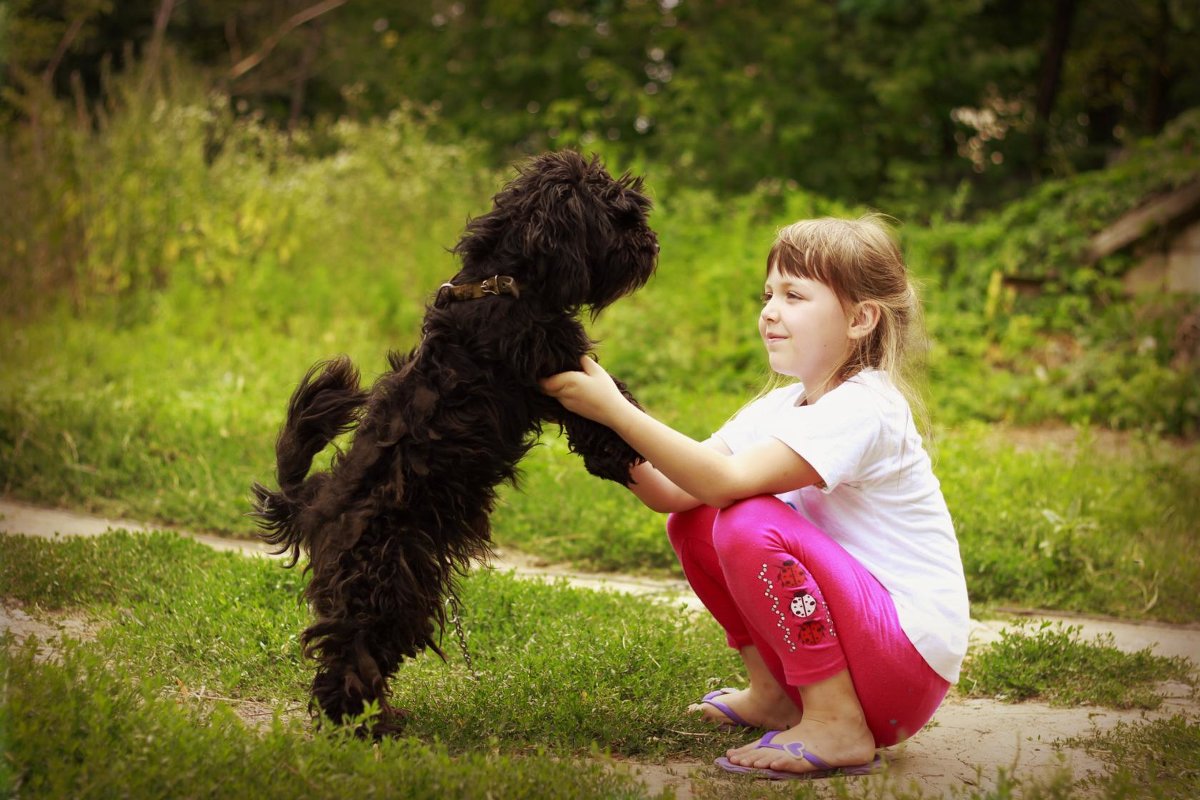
541, 215, 969, 780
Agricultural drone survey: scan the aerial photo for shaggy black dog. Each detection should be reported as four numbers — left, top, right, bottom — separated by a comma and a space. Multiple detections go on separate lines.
250, 151, 658, 735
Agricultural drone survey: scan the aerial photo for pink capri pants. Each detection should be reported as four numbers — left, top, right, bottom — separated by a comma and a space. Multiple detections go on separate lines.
668, 496, 948, 747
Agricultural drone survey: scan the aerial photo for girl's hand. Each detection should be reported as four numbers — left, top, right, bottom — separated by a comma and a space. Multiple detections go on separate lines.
540, 356, 628, 425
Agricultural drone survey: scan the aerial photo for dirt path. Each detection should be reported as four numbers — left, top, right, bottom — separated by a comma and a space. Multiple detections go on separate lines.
3, 496, 1198, 798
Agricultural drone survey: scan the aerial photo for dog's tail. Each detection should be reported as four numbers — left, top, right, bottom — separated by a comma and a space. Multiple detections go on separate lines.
251, 356, 368, 567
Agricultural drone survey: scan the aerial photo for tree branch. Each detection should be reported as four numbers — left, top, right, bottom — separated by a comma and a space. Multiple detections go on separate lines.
42, 16, 87, 89
145, 0, 178, 74
228, 0, 348, 81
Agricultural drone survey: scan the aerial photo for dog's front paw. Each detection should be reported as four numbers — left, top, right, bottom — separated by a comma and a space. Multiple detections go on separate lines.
580, 445, 645, 485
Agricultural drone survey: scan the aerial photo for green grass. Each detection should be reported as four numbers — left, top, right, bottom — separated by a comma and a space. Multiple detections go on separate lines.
4, 531, 1197, 799
0, 531, 746, 758
2, 637, 1102, 800
2, 639, 652, 800
938, 425, 1200, 623
5, 319, 1198, 619
960, 621, 1196, 708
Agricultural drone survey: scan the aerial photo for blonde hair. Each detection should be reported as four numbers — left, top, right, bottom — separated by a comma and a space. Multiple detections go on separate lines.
766, 214, 929, 430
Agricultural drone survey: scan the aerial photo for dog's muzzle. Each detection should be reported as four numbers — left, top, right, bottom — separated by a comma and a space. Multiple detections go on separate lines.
436, 275, 520, 305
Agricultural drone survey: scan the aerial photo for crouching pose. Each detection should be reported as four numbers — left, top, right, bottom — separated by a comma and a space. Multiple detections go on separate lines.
541, 215, 969, 779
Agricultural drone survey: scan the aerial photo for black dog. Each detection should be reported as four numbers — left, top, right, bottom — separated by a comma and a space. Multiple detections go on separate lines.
251, 151, 658, 735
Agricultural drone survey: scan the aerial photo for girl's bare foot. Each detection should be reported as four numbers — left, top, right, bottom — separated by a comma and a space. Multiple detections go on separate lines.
691, 645, 802, 729
723, 669, 876, 776
723, 714, 876, 775
688, 685, 801, 730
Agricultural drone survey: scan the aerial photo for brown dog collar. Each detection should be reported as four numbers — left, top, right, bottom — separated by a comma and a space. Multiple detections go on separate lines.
436, 275, 520, 304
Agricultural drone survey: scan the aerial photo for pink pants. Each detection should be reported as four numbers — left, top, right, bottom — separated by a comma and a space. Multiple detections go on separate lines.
668, 496, 948, 747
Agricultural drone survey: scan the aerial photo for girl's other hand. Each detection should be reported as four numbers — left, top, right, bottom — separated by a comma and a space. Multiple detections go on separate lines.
540, 356, 627, 424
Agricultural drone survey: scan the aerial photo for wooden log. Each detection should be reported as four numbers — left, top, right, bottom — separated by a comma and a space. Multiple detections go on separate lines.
1086, 181, 1200, 262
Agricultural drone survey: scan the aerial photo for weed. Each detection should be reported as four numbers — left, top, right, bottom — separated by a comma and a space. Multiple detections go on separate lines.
960, 621, 1195, 708
1064, 716, 1200, 800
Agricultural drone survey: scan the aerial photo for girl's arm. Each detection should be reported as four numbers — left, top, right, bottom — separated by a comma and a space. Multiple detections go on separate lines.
542, 357, 822, 509
624, 437, 731, 513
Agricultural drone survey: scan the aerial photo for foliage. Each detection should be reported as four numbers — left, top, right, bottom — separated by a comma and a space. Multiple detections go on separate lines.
4, 1, 1198, 209
960, 621, 1196, 708
316, 0, 1200, 210
0, 54, 494, 321
907, 109, 1200, 436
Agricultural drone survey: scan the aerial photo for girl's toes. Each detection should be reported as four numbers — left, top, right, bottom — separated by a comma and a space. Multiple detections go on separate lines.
725, 740, 760, 759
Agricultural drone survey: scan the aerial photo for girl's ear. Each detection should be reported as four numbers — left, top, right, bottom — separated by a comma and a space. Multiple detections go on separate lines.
848, 301, 881, 340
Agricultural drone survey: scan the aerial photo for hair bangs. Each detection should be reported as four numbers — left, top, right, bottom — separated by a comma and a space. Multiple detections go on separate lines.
767, 219, 854, 303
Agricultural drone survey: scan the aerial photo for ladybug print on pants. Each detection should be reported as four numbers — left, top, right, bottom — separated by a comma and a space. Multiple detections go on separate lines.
778, 559, 807, 589
790, 591, 817, 618
798, 620, 827, 645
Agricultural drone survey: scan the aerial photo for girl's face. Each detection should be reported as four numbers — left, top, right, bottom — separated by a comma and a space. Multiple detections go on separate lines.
759, 266, 853, 399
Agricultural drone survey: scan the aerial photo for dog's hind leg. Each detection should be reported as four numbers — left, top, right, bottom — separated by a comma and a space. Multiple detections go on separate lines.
305, 618, 411, 737
302, 523, 442, 738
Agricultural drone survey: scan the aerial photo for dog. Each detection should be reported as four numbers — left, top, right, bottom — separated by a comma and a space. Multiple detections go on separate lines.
250, 151, 658, 736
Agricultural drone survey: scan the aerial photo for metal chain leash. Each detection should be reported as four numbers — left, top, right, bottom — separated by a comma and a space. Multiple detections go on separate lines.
447, 588, 478, 680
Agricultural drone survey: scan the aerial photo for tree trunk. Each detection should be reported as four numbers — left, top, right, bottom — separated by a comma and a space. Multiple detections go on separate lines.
1031, 0, 1078, 170
289, 22, 323, 135
1144, 0, 1173, 134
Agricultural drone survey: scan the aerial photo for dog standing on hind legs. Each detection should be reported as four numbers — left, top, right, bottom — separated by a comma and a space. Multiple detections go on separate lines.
250, 151, 659, 736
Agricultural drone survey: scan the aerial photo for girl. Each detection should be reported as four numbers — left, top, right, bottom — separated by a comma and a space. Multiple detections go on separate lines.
540, 215, 969, 780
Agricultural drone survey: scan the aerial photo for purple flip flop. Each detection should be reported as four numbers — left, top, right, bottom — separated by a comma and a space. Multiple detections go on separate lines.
698, 688, 754, 729
714, 730, 883, 780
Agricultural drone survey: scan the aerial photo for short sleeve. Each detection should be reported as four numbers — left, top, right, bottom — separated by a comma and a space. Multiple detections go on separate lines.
768, 385, 883, 492
712, 387, 799, 454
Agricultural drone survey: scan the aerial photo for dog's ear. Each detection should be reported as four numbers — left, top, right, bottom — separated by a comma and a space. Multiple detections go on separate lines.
519, 175, 599, 310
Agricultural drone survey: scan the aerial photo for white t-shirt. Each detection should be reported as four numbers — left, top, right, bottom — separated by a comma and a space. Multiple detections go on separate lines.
713, 370, 970, 684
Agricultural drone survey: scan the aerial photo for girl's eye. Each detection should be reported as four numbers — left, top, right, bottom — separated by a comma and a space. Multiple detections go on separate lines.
787, 292, 803, 301
760, 292, 772, 304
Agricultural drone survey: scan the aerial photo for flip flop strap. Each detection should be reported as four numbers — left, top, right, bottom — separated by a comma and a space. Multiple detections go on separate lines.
756, 731, 834, 770
701, 689, 752, 728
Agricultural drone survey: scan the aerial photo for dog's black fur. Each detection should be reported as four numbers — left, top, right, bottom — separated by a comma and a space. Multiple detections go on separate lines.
250, 151, 658, 735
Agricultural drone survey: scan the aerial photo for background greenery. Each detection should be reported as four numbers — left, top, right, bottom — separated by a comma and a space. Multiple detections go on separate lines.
0, 55, 1196, 620
1, 5, 1198, 796
4, 1, 1198, 212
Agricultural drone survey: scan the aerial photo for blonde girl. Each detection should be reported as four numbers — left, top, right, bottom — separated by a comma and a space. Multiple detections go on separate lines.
541, 215, 969, 779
